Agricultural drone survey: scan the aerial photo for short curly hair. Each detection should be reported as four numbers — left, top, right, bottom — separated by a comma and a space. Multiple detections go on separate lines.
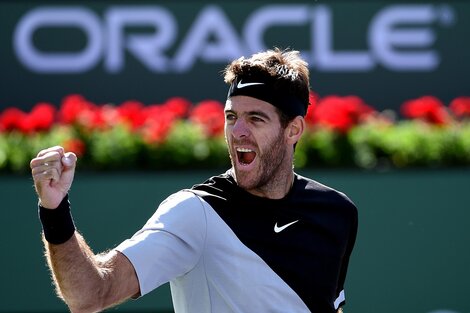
223, 47, 310, 127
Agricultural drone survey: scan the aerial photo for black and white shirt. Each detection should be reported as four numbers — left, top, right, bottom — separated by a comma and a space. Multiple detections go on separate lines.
116, 170, 358, 313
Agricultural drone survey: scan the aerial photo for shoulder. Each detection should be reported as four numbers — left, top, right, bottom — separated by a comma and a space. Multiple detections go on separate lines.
191, 170, 235, 192
159, 190, 202, 212
190, 170, 237, 202
148, 190, 208, 226
294, 173, 358, 217
293, 174, 358, 242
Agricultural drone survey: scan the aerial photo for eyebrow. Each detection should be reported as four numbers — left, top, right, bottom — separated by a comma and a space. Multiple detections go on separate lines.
224, 109, 272, 121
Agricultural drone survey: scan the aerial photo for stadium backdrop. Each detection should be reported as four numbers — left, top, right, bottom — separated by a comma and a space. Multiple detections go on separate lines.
0, 1, 469, 313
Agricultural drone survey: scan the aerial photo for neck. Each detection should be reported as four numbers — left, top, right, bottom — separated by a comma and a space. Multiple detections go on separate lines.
246, 170, 295, 200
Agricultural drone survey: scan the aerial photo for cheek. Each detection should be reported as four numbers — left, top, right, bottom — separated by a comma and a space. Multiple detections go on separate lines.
224, 121, 234, 134
260, 129, 286, 151
224, 126, 231, 143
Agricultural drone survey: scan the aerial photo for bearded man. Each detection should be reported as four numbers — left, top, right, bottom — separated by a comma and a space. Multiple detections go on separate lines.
31, 48, 358, 313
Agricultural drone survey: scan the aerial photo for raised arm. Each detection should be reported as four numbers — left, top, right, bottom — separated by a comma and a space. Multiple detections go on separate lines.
44, 233, 139, 313
31, 146, 140, 313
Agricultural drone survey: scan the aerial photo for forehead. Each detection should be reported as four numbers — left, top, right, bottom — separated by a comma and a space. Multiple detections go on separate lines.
225, 95, 278, 115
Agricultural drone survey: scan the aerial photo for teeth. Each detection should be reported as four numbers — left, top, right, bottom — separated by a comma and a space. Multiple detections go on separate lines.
236, 147, 253, 152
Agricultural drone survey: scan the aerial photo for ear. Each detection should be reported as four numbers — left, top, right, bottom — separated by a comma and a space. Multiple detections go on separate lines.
286, 116, 305, 145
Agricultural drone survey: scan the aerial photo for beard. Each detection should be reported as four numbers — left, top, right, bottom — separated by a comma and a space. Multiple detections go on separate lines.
228, 129, 290, 194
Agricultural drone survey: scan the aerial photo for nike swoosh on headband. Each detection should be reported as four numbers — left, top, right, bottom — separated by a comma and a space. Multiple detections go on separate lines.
237, 80, 264, 89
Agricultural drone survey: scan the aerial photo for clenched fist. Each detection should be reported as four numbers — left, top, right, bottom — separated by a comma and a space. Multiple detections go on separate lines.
30, 146, 77, 209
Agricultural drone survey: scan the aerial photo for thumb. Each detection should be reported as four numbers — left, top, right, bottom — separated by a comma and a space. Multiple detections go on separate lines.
60, 152, 77, 183
62, 152, 77, 169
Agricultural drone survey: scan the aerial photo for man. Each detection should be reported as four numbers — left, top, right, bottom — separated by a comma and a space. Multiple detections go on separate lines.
31, 48, 358, 313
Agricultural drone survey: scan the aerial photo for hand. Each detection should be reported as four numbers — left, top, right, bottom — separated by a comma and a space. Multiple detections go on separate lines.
30, 146, 77, 209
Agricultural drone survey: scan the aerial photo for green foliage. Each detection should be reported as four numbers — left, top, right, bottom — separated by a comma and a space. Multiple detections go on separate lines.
147, 121, 228, 170
0, 126, 76, 173
1, 119, 470, 173
348, 121, 470, 169
85, 124, 145, 170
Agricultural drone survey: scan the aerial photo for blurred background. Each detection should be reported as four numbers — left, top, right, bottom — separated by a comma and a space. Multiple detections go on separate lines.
1, 1, 469, 313
2, 0, 469, 111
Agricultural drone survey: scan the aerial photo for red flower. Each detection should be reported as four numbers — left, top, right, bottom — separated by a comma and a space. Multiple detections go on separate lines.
117, 100, 146, 130
63, 138, 86, 157
142, 119, 173, 143
190, 100, 225, 137
0, 107, 26, 132
163, 97, 192, 119
78, 104, 107, 130
401, 96, 450, 125
100, 104, 120, 128
141, 104, 178, 143
27, 102, 56, 132
449, 96, 470, 119
0, 102, 55, 133
58, 94, 93, 125
59, 95, 111, 130
312, 95, 375, 133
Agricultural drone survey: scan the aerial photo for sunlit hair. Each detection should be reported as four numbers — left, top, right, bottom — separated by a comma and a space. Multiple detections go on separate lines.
223, 47, 310, 128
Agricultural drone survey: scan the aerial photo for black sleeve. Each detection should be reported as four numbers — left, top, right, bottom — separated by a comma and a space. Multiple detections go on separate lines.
336, 203, 358, 307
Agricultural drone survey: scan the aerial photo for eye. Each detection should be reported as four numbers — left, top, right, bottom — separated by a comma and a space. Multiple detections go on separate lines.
250, 115, 265, 123
225, 113, 236, 122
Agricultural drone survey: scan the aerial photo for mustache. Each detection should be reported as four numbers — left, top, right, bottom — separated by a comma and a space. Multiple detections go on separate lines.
230, 138, 256, 146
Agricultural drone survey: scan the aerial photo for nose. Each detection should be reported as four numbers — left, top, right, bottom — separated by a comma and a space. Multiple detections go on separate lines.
231, 118, 250, 139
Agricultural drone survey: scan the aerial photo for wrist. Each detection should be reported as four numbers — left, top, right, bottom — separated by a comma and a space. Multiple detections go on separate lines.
38, 194, 76, 244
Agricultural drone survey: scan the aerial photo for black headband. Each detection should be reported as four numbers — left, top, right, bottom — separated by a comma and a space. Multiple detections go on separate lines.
227, 75, 307, 118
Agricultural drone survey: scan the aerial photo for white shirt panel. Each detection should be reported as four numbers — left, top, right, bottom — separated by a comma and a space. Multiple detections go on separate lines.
115, 191, 206, 295
116, 190, 310, 312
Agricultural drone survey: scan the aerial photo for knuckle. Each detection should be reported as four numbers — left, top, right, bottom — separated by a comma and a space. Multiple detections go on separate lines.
30, 159, 38, 169
37, 146, 63, 157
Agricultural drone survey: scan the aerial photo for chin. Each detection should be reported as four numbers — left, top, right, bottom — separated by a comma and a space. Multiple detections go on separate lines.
232, 166, 260, 190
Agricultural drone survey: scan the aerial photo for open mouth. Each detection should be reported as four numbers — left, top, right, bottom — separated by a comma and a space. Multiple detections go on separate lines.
236, 147, 257, 166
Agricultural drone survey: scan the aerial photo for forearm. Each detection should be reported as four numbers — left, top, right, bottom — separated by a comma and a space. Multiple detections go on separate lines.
44, 232, 109, 313
33, 148, 138, 312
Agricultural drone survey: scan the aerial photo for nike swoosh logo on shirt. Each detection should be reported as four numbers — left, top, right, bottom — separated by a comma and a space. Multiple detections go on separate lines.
274, 220, 299, 233
237, 80, 264, 89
